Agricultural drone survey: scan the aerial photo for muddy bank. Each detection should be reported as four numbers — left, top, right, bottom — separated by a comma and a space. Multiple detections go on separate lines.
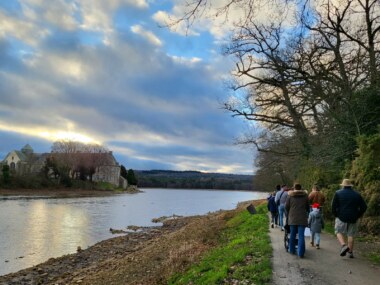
0, 218, 185, 285
0, 200, 258, 285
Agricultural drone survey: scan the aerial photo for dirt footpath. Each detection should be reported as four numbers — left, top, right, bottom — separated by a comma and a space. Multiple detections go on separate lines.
269, 224, 380, 285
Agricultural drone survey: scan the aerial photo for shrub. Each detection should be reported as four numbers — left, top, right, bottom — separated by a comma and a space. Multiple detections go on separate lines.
350, 129, 380, 234
2, 165, 10, 185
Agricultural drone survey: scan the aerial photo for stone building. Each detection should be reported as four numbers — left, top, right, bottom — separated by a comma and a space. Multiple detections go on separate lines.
1, 144, 126, 187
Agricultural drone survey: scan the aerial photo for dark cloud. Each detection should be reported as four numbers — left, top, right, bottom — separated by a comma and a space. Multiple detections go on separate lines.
0, 1, 255, 174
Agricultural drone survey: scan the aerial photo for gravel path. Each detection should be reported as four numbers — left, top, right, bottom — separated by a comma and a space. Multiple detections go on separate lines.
269, 223, 380, 285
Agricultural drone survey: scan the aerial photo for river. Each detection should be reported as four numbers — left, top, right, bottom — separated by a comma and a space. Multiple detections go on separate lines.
0, 188, 267, 276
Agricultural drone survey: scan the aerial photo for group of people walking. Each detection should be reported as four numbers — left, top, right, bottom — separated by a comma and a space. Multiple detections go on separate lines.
267, 179, 367, 259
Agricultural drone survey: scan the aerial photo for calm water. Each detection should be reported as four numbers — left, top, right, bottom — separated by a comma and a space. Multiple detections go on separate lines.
0, 188, 266, 276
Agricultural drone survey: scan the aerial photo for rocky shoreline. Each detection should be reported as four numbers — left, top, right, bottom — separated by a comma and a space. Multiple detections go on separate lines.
0, 200, 251, 285
0, 216, 190, 285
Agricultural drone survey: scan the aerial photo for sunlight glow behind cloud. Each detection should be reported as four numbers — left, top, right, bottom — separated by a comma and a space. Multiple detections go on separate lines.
0, 0, 256, 174
0, 123, 99, 145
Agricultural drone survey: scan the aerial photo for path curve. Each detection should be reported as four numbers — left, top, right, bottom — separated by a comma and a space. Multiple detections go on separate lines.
269, 223, 379, 285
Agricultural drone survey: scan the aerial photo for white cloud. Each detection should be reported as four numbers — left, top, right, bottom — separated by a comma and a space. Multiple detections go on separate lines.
78, 0, 150, 33
0, 10, 49, 46
152, 10, 200, 36
79, 1, 114, 32
131, 25, 163, 46
169, 55, 202, 65
20, 0, 78, 30
154, 0, 298, 39
126, 0, 149, 9
0, 0, 254, 174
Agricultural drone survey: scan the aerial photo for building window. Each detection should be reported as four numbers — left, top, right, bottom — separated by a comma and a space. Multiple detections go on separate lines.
10, 162, 16, 170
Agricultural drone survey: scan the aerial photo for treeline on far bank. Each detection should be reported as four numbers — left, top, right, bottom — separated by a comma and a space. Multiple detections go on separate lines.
135, 170, 255, 191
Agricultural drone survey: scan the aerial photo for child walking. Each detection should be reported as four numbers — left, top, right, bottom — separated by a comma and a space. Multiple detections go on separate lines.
308, 203, 324, 249
267, 191, 278, 228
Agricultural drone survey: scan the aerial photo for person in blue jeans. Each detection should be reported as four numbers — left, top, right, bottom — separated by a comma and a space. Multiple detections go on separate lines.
267, 191, 278, 228
275, 185, 288, 231
308, 202, 324, 249
285, 183, 309, 257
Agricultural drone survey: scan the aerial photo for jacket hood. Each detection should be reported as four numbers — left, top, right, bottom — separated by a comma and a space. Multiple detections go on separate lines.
288, 190, 307, 197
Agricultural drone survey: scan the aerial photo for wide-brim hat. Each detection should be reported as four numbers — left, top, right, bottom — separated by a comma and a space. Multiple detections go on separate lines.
340, 179, 353, 187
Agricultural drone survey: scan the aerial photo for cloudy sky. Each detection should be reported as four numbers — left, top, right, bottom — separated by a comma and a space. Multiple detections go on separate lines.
0, 0, 256, 174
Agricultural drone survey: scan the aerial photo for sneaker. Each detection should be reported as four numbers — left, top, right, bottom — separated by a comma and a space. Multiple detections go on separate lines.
310, 241, 314, 247
271, 223, 274, 228
281, 227, 284, 231
316, 245, 320, 249
348, 252, 354, 258
340, 244, 349, 256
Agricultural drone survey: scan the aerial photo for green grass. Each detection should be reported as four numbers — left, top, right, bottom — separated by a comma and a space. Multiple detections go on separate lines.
368, 253, 380, 264
94, 181, 125, 192
323, 221, 335, 235
168, 204, 272, 285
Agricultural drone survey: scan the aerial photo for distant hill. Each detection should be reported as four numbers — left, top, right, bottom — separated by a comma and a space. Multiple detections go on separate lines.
135, 170, 256, 191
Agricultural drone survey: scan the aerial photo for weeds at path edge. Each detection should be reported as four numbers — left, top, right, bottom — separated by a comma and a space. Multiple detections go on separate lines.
168, 204, 272, 285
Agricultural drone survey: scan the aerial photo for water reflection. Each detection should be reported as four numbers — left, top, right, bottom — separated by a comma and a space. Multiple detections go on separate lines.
26, 202, 90, 259
0, 189, 266, 276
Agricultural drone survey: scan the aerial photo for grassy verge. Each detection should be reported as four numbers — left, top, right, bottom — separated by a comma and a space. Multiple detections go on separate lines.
368, 253, 380, 264
168, 204, 272, 285
323, 221, 335, 235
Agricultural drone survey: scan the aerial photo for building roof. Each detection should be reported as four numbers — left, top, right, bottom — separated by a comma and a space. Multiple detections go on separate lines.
14, 150, 28, 161
21, 144, 33, 153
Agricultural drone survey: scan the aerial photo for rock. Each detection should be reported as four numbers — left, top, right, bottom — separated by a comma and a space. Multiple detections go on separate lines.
125, 185, 142, 193
127, 225, 141, 231
110, 228, 128, 234
77, 246, 82, 252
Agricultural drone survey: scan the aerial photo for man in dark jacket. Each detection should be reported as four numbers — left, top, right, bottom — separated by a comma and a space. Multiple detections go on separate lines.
331, 179, 367, 258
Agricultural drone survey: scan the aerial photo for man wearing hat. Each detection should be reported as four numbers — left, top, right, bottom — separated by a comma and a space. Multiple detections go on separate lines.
331, 179, 367, 258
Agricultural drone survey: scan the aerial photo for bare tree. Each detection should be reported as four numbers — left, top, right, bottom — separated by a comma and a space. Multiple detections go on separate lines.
51, 140, 109, 182
170, 0, 380, 179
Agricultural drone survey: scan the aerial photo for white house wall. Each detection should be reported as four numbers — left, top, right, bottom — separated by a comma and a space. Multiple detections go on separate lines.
3, 151, 22, 171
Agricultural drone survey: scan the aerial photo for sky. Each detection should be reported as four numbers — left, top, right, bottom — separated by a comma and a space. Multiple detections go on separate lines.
0, 0, 257, 174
